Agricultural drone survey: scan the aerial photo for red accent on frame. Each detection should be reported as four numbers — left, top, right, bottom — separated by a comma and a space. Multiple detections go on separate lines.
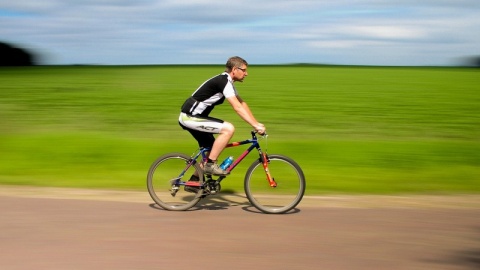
226, 149, 249, 172
227, 141, 241, 147
185, 181, 201, 187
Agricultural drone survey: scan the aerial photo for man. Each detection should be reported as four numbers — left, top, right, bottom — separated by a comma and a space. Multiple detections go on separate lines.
179, 56, 266, 176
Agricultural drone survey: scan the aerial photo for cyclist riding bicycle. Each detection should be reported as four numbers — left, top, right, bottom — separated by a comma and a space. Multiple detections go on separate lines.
179, 56, 266, 178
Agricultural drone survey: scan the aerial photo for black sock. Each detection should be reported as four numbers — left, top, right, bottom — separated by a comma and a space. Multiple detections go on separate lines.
207, 158, 215, 164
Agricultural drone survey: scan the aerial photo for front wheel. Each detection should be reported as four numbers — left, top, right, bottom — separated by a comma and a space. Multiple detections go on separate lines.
244, 154, 306, 214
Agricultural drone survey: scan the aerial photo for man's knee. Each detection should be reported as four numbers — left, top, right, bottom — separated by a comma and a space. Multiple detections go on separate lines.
221, 122, 235, 135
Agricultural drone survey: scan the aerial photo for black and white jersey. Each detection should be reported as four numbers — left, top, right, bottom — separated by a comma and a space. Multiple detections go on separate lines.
181, 72, 237, 116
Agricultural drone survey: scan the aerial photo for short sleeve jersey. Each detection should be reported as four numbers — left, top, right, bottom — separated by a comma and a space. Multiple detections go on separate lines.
181, 72, 237, 116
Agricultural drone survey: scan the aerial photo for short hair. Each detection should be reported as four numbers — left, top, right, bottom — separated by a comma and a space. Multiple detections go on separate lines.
225, 56, 248, 72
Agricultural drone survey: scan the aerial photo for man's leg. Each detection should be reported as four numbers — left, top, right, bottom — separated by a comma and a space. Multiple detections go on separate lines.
208, 122, 235, 161
179, 113, 234, 175
201, 122, 235, 176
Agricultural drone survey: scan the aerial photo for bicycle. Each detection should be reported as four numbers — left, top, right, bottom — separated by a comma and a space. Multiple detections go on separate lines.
147, 131, 306, 214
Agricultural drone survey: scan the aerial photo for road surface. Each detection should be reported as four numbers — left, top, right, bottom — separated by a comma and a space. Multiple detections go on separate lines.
1, 186, 479, 270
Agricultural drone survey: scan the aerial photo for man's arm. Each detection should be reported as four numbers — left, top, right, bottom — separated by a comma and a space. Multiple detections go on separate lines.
227, 95, 265, 133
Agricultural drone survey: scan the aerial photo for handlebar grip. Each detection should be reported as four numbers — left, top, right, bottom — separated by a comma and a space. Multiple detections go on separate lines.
252, 130, 267, 136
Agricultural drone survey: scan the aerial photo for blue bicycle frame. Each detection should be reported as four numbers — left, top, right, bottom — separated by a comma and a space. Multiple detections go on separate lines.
180, 131, 276, 188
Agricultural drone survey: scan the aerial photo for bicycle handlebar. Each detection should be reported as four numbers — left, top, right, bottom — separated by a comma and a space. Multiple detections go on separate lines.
251, 130, 268, 137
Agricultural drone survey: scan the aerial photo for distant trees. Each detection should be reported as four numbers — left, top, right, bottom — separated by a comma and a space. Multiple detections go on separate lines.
469, 56, 480, 67
457, 55, 480, 67
0, 41, 36, 66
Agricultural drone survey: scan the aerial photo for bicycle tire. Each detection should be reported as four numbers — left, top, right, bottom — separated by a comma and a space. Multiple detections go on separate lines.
244, 154, 306, 214
147, 153, 203, 211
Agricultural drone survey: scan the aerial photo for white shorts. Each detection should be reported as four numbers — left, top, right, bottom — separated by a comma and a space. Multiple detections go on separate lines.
178, 113, 225, 134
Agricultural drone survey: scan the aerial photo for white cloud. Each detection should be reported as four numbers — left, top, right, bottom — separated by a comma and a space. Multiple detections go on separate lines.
1, 0, 479, 65
348, 25, 425, 40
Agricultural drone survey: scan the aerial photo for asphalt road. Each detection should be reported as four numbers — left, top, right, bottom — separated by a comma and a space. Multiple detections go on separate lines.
1, 188, 479, 270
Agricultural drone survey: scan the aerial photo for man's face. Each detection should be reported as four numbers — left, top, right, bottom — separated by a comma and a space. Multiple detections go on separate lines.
232, 65, 248, 82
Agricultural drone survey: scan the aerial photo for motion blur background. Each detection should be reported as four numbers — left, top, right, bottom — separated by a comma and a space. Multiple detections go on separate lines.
0, 1, 479, 194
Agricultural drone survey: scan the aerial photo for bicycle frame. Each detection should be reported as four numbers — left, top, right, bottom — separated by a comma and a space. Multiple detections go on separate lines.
185, 131, 277, 188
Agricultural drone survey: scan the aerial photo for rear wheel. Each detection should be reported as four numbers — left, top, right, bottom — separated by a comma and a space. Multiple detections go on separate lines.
244, 154, 305, 214
147, 153, 203, 211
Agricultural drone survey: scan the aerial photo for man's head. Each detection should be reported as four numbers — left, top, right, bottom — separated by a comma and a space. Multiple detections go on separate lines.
226, 56, 248, 82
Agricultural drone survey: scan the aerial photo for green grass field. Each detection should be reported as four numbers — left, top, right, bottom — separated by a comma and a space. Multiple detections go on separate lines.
0, 65, 479, 195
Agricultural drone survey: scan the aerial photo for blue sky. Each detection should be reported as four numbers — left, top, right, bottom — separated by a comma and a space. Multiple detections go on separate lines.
1, 1, 479, 66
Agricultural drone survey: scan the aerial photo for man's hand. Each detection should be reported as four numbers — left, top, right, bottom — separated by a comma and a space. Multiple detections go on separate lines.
254, 123, 266, 135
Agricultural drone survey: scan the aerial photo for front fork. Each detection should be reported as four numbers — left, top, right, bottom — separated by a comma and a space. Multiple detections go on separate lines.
260, 152, 277, 188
